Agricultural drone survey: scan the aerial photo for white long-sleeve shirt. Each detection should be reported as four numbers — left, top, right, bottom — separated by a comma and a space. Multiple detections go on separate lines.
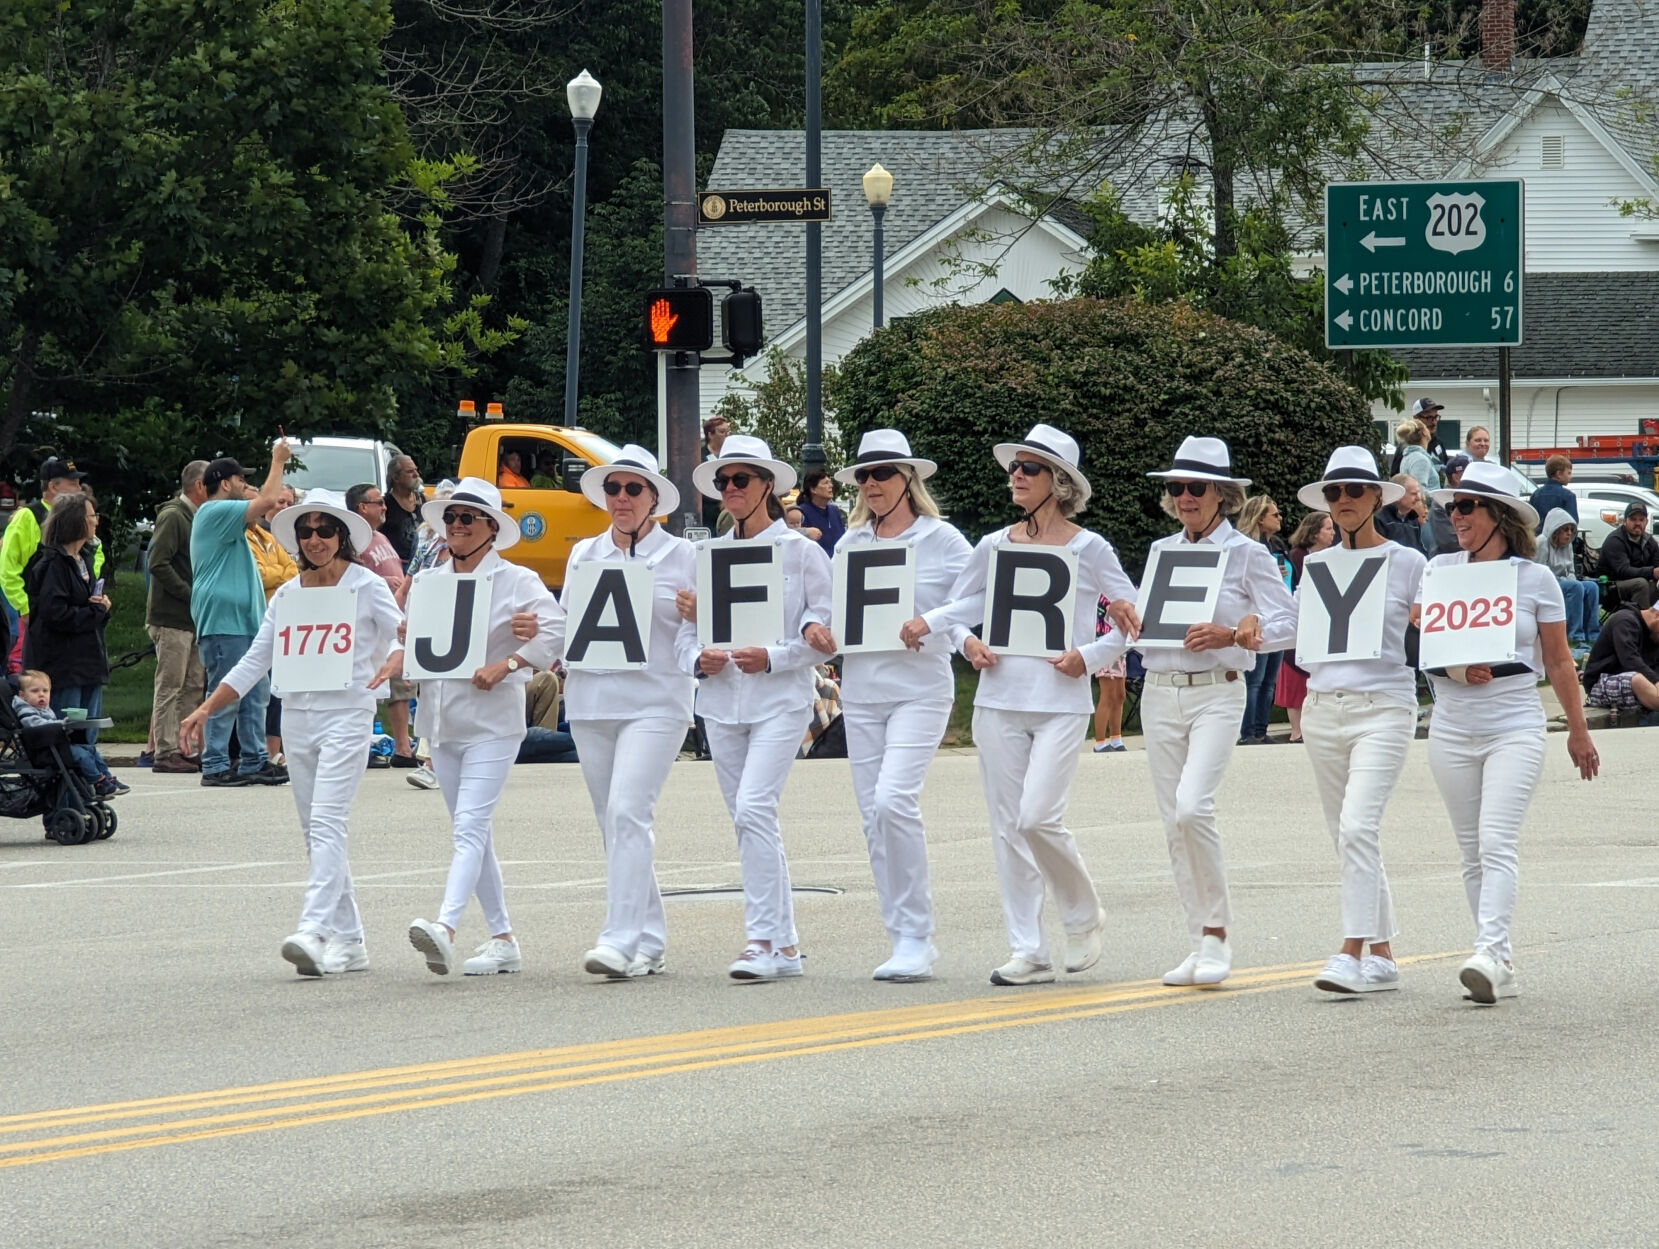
552, 524, 697, 724
924, 526, 1137, 715
222, 563, 402, 712
835, 514, 973, 705
677, 519, 833, 725
410, 550, 563, 747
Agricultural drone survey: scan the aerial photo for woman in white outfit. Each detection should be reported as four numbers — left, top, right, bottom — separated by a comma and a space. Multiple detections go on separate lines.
1139, 437, 1297, 988
558, 445, 697, 980
916, 424, 1138, 987
675, 436, 835, 981
400, 478, 562, 977
827, 430, 972, 983
1290, 448, 1428, 996
180, 490, 401, 977
1418, 460, 1597, 1004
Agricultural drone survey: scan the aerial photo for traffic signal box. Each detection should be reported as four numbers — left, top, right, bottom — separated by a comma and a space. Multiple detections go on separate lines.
642, 288, 714, 351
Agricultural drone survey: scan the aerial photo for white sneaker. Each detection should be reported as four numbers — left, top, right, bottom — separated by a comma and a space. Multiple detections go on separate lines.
280, 931, 327, 978
626, 951, 666, 977
729, 943, 775, 980
322, 936, 369, 974
873, 937, 937, 983
989, 956, 1055, 986
583, 945, 631, 979
1460, 952, 1516, 1004
1192, 934, 1231, 987
1313, 953, 1366, 994
464, 938, 522, 975
1359, 954, 1400, 992
1065, 924, 1103, 974
771, 948, 804, 978
406, 764, 439, 791
1163, 952, 1200, 986
408, 918, 454, 976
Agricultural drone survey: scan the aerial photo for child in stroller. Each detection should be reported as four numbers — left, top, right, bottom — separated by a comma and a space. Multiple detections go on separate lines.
13, 670, 129, 798
0, 671, 119, 844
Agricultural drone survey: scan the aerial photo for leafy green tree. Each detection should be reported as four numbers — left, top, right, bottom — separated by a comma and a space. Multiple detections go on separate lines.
711, 346, 842, 473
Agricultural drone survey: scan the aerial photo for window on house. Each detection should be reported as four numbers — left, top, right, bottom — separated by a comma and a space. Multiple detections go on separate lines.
987, 288, 1022, 305
1541, 135, 1566, 169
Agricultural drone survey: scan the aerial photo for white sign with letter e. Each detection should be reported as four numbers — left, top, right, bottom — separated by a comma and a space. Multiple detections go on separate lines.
984, 542, 1078, 658
697, 542, 785, 647
271, 584, 357, 694
833, 542, 915, 654
563, 560, 654, 670
1296, 547, 1391, 665
1133, 545, 1226, 649
403, 571, 495, 681
1418, 559, 1519, 669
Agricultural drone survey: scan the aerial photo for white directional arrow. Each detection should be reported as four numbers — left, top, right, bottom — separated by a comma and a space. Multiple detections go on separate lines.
1335, 310, 1354, 330
1334, 273, 1353, 295
1361, 232, 1405, 252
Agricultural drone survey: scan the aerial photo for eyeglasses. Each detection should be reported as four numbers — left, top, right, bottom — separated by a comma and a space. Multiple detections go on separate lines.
1006, 459, 1050, 478
362, 497, 385, 507
1321, 483, 1373, 502
1447, 498, 1486, 516
443, 509, 484, 527
853, 465, 902, 485
603, 480, 647, 498
1165, 481, 1209, 498
295, 523, 341, 541
713, 471, 759, 492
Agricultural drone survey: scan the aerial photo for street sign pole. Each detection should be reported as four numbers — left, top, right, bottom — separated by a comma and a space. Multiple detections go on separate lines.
662, 0, 699, 535
803, 0, 824, 476
1499, 346, 1513, 466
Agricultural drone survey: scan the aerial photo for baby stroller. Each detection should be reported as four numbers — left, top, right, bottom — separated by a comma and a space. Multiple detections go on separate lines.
0, 692, 115, 845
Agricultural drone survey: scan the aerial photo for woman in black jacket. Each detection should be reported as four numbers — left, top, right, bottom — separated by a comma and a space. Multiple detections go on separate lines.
23, 492, 112, 760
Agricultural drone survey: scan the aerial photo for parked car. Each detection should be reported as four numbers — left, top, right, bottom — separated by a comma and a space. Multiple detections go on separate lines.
1567, 481, 1659, 549
281, 436, 405, 495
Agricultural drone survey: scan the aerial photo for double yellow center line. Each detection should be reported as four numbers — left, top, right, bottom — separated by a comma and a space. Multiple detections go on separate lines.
0, 954, 1453, 1170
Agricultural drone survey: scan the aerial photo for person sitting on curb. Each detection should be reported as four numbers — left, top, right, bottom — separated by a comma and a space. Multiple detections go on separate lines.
1536, 508, 1601, 661
1599, 501, 1659, 610
1581, 604, 1659, 716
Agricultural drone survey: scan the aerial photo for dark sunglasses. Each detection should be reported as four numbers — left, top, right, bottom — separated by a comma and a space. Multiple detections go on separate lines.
1165, 480, 1209, 498
295, 522, 341, 541
1006, 459, 1050, 478
713, 471, 759, 492
853, 465, 902, 485
1321, 483, 1373, 503
443, 509, 484, 527
1447, 498, 1488, 516
603, 479, 647, 497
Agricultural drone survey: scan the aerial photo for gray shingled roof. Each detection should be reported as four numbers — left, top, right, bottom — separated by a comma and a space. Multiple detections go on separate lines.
1391, 272, 1659, 378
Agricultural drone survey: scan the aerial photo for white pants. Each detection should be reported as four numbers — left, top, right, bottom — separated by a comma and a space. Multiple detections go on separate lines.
1427, 722, 1547, 964
846, 697, 952, 941
285, 706, 373, 940
1142, 680, 1246, 942
569, 717, 683, 960
1302, 691, 1415, 943
431, 735, 521, 936
972, 708, 1100, 964
706, 713, 807, 945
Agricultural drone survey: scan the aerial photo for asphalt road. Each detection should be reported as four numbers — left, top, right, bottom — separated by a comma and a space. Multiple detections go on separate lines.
2, 729, 1656, 1247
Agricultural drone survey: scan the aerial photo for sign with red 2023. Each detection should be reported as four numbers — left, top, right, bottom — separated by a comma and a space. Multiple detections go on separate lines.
1417, 560, 1519, 670
271, 584, 358, 693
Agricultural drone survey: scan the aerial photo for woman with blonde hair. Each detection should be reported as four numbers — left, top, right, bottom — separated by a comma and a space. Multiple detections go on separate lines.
1235, 495, 1290, 745
1395, 419, 1441, 497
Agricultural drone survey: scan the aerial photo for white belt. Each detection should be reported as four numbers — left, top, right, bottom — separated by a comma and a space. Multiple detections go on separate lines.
1146, 670, 1241, 687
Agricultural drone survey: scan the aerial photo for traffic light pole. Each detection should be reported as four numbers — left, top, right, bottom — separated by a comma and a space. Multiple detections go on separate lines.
801, 0, 824, 474
662, 0, 700, 533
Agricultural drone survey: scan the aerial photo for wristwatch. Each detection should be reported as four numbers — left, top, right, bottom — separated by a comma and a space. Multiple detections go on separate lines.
505, 657, 523, 673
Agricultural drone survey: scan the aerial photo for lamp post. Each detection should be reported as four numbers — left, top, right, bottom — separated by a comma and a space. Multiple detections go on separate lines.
563, 69, 602, 427
862, 162, 893, 328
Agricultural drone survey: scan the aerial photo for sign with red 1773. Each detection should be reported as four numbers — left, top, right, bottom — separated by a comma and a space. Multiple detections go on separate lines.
271, 584, 358, 693
1417, 560, 1519, 670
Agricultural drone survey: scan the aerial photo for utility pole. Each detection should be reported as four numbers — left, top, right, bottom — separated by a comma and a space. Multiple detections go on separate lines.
801, 0, 824, 474
662, 0, 700, 532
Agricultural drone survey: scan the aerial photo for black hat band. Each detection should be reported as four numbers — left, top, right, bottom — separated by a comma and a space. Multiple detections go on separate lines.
1169, 456, 1231, 475
1323, 467, 1383, 484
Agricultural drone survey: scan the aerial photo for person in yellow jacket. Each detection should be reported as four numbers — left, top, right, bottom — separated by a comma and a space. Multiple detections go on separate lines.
247, 485, 300, 765
1, 457, 101, 673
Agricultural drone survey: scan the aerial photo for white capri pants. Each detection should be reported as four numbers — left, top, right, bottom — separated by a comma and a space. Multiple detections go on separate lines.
706, 712, 809, 946
845, 697, 952, 942
1301, 691, 1415, 943
1427, 721, 1548, 964
1141, 679, 1246, 942
972, 707, 1101, 964
569, 716, 685, 961
284, 705, 373, 940
431, 735, 522, 937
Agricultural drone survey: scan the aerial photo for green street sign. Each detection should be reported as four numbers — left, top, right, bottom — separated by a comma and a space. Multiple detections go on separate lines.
1325, 179, 1524, 349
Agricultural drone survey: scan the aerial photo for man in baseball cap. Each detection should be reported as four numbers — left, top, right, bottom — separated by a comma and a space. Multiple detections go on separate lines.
1392, 398, 1448, 474
0, 455, 100, 673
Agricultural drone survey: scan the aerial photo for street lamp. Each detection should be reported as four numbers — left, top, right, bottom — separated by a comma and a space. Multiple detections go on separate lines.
862, 162, 893, 328
563, 69, 602, 427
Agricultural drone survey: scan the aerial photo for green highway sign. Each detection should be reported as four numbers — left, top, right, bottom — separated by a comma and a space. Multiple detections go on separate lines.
1325, 179, 1524, 349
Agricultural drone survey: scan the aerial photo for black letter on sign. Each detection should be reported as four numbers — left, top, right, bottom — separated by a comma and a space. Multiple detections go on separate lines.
843, 547, 906, 647
1139, 548, 1225, 642
1304, 556, 1386, 655
711, 546, 772, 644
986, 549, 1070, 652
414, 579, 477, 673
567, 568, 646, 664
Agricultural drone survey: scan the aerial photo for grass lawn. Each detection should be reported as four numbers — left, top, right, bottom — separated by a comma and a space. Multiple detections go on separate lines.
101, 602, 155, 743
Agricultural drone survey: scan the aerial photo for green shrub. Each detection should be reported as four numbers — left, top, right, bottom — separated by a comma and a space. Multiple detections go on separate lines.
835, 297, 1377, 575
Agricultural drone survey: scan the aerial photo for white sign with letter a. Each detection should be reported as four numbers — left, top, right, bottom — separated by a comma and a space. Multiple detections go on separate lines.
833, 542, 915, 654
1417, 560, 1519, 669
1296, 547, 1391, 665
1133, 545, 1227, 649
403, 571, 495, 681
563, 560, 654, 670
984, 542, 1078, 658
271, 584, 357, 694
697, 542, 785, 648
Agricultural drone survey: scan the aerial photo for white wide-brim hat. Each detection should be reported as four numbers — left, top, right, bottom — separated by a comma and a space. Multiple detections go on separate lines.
419, 476, 521, 549
1296, 446, 1406, 511
834, 429, 937, 486
1147, 435, 1251, 487
1429, 459, 1539, 531
581, 444, 680, 515
993, 423, 1092, 508
270, 488, 373, 557
691, 434, 797, 500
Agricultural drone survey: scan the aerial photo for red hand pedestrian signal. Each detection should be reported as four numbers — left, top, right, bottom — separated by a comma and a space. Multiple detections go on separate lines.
649, 298, 678, 344
641, 287, 713, 352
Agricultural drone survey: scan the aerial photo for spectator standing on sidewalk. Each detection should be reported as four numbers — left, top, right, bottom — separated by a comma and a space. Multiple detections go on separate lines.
1, 457, 95, 673
347, 482, 416, 768
248, 485, 300, 765
145, 461, 209, 773
382, 456, 422, 565
1528, 456, 1579, 530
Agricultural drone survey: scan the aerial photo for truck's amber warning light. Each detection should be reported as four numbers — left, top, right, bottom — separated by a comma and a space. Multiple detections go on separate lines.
641, 287, 713, 352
